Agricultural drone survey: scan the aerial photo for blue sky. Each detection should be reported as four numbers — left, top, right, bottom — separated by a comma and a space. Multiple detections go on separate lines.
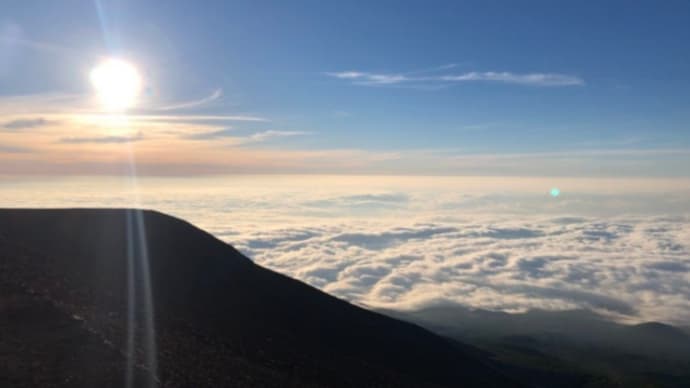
3, 1, 690, 322
1, 0, 690, 175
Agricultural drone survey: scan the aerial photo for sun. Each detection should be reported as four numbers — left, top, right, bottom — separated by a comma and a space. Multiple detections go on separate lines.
90, 58, 142, 111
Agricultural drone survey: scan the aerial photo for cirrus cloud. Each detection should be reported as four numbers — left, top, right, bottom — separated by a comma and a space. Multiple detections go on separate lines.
327, 67, 584, 87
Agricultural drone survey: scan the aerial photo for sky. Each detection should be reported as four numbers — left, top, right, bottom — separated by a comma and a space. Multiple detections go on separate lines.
2, 2, 690, 323
1, 0, 690, 176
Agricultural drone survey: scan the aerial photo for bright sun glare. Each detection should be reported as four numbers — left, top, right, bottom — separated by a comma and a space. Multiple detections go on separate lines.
90, 58, 142, 111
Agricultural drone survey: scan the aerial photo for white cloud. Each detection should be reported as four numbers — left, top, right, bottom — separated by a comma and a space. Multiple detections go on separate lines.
439, 71, 583, 86
327, 68, 584, 87
232, 215, 690, 324
184, 129, 308, 144
326, 71, 412, 86
157, 89, 223, 111
246, 130, 308, 143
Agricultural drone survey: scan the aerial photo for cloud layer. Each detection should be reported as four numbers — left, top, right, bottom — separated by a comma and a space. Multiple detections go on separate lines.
230, 215, 690, 323
2, 175, 688, 324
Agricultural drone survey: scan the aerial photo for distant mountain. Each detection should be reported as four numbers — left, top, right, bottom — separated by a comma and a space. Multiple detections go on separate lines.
380, 303, 690, 388
0, 209, 518, 388
630, 322, 690, 343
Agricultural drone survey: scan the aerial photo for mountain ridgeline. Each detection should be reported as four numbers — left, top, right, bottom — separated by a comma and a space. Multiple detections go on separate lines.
0, 209, 518, 388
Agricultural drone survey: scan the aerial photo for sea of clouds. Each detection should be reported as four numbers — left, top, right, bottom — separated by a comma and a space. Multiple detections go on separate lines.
2, 175, 690, 324
231, 214, 690, 324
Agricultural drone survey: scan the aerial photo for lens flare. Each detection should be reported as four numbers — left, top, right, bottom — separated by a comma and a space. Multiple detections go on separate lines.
550, 187, 561, 197
90, 58, 142, 111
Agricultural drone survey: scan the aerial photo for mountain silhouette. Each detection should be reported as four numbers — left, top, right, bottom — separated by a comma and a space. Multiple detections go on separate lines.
380, 303, 690, 387
0, 208, 518, 387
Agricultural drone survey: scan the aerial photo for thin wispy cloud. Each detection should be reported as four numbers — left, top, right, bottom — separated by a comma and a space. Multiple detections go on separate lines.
186, 128, 308, 143
439, 72, 583, 86
2, 117, 52, 130
0, 91, 268, 123
0, 93, 84, 115
327, 68, 584, 87
328, 71, 409, 85
58, 132, 143, 144
0, 24, 77, 56
157, 89, 223, 111
246, 130, 308, 143
185, 128, 235, 140
112, 114, 268, 123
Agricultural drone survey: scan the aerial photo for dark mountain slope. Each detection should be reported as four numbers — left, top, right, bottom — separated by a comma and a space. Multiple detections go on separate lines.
0, 208, 518, 387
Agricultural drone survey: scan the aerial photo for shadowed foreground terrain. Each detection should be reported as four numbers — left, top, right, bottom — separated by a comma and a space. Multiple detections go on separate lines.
0, 209, 518, 387
381, 305, 690, 387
